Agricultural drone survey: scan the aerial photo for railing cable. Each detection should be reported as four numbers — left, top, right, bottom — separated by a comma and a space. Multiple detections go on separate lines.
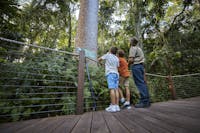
85, 60, 97, 111
0, 37, 78, 56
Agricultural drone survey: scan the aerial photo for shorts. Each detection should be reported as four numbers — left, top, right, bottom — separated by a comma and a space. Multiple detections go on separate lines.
119, 76, 129, 87
106, 73, 119, 89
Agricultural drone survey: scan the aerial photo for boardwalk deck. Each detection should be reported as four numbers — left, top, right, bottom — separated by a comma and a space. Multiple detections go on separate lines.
0, 97, 200, 133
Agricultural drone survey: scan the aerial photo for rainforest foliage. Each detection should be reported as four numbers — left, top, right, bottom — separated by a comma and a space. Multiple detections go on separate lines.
0, 0, 200, 122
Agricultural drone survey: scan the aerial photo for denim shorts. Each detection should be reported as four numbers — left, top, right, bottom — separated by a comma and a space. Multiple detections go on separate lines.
106, 73, 119, 89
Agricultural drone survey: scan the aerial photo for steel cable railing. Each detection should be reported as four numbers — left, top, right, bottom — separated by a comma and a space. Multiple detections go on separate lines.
83, 59, 200, 111
0, 37, 79, 122
78, 64, 199, 110
146, 73, 200, 102
1, 37, 199, 123
173, 74, 200, 98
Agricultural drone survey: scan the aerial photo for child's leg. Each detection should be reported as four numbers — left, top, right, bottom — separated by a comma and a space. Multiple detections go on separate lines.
106, 73, 121, 112
115, 89, 119, 105
119, 77, 125, 103
125, 86, 130, 102
114, 89, 120, 111
106, 89, 118, 112
124, 78, 130, 102
110, 89, 115, 105
110, 89, 119, 105
123, 78, 131, 109
118, 88, 124, 100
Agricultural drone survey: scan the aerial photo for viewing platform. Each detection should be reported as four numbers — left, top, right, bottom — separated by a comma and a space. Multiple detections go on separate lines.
0, 96, 199, 133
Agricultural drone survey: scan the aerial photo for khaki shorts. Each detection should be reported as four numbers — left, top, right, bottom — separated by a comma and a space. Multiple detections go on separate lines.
119, 76, 129, 87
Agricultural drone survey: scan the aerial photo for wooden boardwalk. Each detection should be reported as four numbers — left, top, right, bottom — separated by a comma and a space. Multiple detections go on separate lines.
0, 97, 200, 133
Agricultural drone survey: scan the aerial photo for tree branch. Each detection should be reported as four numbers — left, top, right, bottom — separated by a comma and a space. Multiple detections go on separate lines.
168, 4, 187, 31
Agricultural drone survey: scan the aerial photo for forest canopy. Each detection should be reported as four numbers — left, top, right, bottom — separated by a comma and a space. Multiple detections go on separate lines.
0, 0, 200, 75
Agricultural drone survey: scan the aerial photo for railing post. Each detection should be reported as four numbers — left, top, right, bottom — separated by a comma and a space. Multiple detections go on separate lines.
167, 75, 177, 100
76, 50, 85, 114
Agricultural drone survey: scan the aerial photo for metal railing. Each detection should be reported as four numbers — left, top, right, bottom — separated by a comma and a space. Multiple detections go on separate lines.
146, 73, 200, 102
1, 37, 200, 123
0, 37, 80, 122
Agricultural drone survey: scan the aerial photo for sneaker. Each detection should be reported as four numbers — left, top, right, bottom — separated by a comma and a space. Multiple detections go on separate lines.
123, 101, 130, 106
105, 105, 116, 112
120, 98, 125, 104
126, 105, 131, 109
122, 101, 131, 109
115, 105, 120, 112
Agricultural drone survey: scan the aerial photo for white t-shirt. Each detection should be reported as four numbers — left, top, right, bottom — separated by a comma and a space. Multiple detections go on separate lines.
100, 53, 119, 76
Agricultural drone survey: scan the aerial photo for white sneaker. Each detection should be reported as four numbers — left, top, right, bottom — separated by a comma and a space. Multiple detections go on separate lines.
123, 101, 131, 109
123, 101, 130, 106
105, 105, 116, 112
115, 105, 120, 112
126, 105, 131, 109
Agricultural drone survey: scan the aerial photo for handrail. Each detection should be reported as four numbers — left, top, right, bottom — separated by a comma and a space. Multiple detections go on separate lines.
0, 37, 200, 123
0, 37, 79, 56
146, 72, 200, 78
0, 37, 79, 122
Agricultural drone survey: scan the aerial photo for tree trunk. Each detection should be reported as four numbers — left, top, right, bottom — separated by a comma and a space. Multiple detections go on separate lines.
75, 0, 99, 63
68, 6, 72, 48
129, 0, 143, 48
134, 0, 143, 48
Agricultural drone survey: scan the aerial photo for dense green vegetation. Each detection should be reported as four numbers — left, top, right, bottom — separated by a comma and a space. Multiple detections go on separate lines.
0, 0, 200, 122
1, 0, 200, 75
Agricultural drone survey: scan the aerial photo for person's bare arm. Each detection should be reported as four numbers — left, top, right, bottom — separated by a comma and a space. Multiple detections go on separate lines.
98, 57, 102, 62
128, 57, 134, 66
98, 57, 104, 66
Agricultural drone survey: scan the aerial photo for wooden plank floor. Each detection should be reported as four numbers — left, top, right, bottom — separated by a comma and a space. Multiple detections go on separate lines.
0, 97, 200, 133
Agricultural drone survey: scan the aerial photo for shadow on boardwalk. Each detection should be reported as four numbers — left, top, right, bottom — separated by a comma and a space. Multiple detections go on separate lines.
0, 97, 200, 133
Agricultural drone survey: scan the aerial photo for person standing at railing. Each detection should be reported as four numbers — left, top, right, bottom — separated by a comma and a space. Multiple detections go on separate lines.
117, 49, 131, 109
98, 46, 120, 112
128, 37, 151, 108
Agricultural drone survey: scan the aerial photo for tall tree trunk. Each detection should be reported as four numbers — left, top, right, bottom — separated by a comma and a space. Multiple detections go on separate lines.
129, 0, 143, 48
68, 6, 72, 48
75, 0, 99, 63
134, 0, 143, 48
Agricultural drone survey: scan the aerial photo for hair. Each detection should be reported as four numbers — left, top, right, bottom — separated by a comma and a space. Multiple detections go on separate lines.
130, 37, 138, 46
110, 47, 118, 55
118, 49, 125, 57
105, 49, 109, 54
